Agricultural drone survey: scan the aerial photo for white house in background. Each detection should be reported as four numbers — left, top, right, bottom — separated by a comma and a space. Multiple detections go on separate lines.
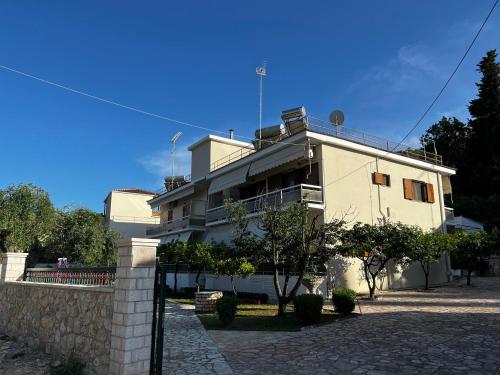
104, 189, 160, 239
146, 107, 458, 296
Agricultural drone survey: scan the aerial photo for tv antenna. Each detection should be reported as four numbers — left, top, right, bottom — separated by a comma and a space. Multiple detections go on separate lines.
256, 61, 267, 148
169, 131, 182, 189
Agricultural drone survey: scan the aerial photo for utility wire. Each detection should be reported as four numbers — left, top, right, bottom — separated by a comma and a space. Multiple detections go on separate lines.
0, 64, 308, 149
392, 0, 498, 151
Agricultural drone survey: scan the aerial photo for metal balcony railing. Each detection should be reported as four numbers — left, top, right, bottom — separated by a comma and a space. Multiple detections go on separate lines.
208, 115, 445, 173
206, 184, 323, 224
146, 215, 206, 236
445, 207, 455, 222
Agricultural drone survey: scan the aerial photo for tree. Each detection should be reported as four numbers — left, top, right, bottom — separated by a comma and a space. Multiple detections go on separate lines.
340, 222, 418, 298
406, 231, 454, 290
186, 241, 213, 292
468, 50, 500, 197
451, 230, 492, 286
211, 241, 255, 295
47, 208, 119, 266
157, 241, 187, 294
227, 201, 344, 316
0, 184, 55, 253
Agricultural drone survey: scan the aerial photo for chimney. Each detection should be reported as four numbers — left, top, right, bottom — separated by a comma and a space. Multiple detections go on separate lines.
229, 129, 234, 140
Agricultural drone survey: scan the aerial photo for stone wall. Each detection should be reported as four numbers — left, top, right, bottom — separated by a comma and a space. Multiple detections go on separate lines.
0, 281, 114, 375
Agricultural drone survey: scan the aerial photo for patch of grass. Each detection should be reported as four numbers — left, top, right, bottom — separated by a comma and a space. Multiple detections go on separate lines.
198, 303, 340, 332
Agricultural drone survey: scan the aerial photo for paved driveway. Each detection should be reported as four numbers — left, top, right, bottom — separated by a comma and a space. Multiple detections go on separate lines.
209, 278, 500, 374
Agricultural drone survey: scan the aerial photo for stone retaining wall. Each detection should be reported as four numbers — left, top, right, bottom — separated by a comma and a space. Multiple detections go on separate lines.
0, 281, 114, 375
195, 291, 222, 313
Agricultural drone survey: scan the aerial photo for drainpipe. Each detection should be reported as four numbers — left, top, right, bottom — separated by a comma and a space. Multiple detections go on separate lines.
375, 156, 391, 290
436, 171, 451, 281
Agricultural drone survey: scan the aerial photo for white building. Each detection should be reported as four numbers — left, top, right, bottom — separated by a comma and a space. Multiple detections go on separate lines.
145, 108, 458, 296
104, 189, 160, 239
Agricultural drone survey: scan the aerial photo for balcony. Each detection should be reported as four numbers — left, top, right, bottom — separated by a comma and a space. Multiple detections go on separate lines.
146, 200, 207, 237
445, 207, 455, 222
206, 184, 323, 224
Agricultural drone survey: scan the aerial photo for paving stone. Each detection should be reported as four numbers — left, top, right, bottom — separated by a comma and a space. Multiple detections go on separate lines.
209, 278, 500, 374
0, 335, 51, 374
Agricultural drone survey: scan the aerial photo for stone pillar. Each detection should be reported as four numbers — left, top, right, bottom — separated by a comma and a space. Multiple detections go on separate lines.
109, 238, 160, 375
0, 252, 28, 284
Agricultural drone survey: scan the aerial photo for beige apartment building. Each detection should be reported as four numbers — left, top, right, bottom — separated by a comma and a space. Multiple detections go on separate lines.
104, 189, 160, 239
146, 108, 457, 295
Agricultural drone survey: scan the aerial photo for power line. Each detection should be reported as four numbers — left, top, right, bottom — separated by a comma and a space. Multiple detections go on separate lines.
392, 0, 499, 151
0, 64, 308, 148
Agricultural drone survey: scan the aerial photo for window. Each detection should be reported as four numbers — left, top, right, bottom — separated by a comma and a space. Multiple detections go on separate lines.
372, 172, 390, 187
208, 191, 224, 209
167, 209, 173, 223
403, 179, 435, 203
182, 202, 191, 218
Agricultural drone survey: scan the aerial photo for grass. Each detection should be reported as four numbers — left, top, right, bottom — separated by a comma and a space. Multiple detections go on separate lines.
167, 297, 196, 305
203, 303, 341, 331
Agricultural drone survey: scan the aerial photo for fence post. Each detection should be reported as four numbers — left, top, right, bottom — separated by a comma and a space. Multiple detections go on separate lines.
109, 238, 160, 375
0, 252, 28, 284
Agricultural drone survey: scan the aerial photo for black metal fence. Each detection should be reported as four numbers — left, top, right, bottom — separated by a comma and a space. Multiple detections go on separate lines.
23, 267, 116, 286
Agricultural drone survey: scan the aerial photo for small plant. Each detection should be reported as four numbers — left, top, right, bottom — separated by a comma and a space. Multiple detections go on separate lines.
332, 288, 357, 315
216, 296, 239, 326
51, 355, 85, 375
293, 294, 324, 324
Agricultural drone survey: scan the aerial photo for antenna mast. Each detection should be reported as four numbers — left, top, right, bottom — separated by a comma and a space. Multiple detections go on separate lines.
256, 62, 267, 149
169, 131, 182, 190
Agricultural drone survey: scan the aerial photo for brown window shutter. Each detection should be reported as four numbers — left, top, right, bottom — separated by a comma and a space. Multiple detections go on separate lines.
426, 183, 435, 203
373, 172, 384, 185
403, 179, 414, 200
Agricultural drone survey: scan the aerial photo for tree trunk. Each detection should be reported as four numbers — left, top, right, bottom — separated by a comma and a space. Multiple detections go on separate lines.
230, 276, 237, 296
195, 268, 202, 292
424, 263, 430, 290
174, 262, 180, 295
278, 297, 286, 317
369, 274, 377, 299
467, 270, 472, 286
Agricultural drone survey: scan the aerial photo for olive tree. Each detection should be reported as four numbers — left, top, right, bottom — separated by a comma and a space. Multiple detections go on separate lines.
340, 222, 418, 299
406, 231, 454, 290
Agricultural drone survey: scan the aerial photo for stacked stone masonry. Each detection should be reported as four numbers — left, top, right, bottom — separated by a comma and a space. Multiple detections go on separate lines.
195, 291, 223, 313
0, 281, 113, 375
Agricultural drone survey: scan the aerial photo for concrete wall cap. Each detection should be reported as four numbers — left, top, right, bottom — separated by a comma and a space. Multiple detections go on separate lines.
117, 238, 161, 247
1, 252, 29, 258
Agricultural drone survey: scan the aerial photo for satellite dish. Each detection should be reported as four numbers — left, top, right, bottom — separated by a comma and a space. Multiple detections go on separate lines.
329, 110, 345, 126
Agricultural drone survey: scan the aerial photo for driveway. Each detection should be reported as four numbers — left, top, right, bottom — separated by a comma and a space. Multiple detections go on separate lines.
209, 278, 500, 374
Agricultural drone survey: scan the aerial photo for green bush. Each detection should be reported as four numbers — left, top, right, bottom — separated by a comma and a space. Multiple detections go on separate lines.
51, 355, 85, 375
293, 294, 324, 324
332, 288, 357, 315
216, 296, 239, 326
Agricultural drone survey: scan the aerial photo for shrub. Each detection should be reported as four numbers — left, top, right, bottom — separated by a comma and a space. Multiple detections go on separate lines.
51, 355, 85, 375
293, 294, 324, 324
216, 296, 239, 326
221, 291, 269, 304
332, 288, 357, 315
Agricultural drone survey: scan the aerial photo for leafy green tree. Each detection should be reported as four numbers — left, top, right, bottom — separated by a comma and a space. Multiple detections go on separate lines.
186, 241, 213, 292
340, 222, 418, 298
0, 184, 55, 253
451, 230, 492, 286
211, 241, 255, 296
227, 201, 344, 316
157, 241, 187, 294
47, 208, 119, 266
406, 231, 454, 290
468, 50, 500, 197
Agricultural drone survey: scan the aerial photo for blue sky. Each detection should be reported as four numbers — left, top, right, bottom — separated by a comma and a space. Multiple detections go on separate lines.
1, 1, 499, 212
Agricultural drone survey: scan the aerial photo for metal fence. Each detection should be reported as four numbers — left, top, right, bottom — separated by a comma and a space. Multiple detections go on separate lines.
24, 267, 116, 286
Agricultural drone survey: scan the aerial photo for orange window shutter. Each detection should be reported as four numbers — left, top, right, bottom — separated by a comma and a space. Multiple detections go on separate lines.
426, 183, 435, 203
403, 179, 414, 200
373, 172, 384, 185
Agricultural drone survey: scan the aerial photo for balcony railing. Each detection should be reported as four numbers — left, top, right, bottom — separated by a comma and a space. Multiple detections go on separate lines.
445, 207, 455, 222
208, 115, 445, 173
146, 215, 206, 236
206, 184, 323, 224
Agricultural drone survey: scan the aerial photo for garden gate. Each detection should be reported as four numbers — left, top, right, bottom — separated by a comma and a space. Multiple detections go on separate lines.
150, 260, 167, 374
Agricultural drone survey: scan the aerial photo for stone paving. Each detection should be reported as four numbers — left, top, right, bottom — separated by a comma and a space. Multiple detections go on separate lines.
209, 278, 500, 374
164, 302, 233, 374
0, 334, 51, 374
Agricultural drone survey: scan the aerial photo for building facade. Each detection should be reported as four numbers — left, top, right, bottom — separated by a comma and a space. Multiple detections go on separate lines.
104, 189, 160, 239
146, 111, 457, 295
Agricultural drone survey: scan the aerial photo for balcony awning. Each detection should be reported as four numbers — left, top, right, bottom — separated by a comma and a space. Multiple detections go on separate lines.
442, 175, 452, 195
249, 145, 305, 177
208, 163, 251, 194
159, 230, 192, 244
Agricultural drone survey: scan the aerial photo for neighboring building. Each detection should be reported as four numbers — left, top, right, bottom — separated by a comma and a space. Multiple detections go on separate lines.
146, 108, 457, 295
104, 189, 160, 239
